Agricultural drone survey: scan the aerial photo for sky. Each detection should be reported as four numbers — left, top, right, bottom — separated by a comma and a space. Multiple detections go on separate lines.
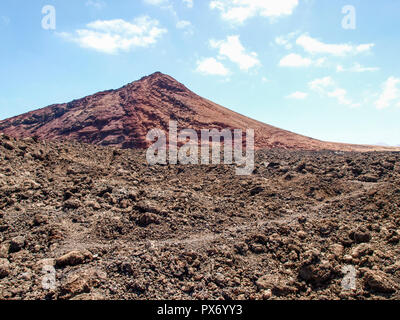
1, 0, 400, 146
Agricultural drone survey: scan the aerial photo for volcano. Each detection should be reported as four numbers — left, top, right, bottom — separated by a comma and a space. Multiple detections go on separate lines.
0, 72, 394, 151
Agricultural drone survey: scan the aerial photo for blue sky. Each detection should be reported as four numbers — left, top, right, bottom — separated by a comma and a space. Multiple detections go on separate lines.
1, 0, 400, 145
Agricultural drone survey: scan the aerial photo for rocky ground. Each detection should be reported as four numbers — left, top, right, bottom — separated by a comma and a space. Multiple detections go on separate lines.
1, 133, 400, 300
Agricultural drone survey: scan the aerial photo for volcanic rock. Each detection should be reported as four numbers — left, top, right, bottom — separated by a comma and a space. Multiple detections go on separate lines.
0, 258, 10, 278
0, 133, 400, 300
0, 72, 396, 152
55, 250, 93, 268
9, 236, 26, 253
363, 270, 398, 294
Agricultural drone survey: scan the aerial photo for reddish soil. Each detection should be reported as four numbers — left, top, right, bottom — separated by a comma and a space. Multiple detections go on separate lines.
0, 72, 396, 152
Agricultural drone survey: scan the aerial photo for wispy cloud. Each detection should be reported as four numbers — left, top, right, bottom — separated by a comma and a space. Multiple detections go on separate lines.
336, 63, 380, 73
176, 20, 194, 36
279, 53, 326, 68
309, 76, 360, 108
309, 77, 336, 92
143, 0, 178, 18
143, 0, 169, 5
275, 36, 293, 50
58, 16, 167, 54
287, 91, 308, 100
210, 0, 299, 24
144, 0, 193, 9
143, 0, 194, 29
296, 34, 374, 56
376, 77, 400, 110
275, 32, 375, 73
85, 0, 106, 10
274, 31, 300, 50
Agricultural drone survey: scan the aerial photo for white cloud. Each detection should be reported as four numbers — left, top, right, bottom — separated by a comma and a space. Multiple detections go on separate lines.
196, 57, 230, 76
176, 20, 191, 29
85, 0, 106, 9
144, 0, 168, 5
274, 31, 300, 50
183, 0, 194, 8
309, 76, 335, 92
210, 0, 299, 24
337, 63, 380, 73
309, 76, 359, 108
176, 20, 194, 35
278, 54, 326, 68
279, 53, 312, 67
143, 0, 178, 17
296, 34, 374, 56
327, 88, 353, 106
287, 91, 308, 100
275, 36, 292, 50
275, 32, 374, 71
315, 57, 327, 67
376, 77, 400, 110
210, 35, 260, 71
336, 65, 345, 72
58, 16, 167, 54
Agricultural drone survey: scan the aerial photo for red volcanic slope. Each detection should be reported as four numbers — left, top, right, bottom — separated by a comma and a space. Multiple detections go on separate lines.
0, 72, 394, 151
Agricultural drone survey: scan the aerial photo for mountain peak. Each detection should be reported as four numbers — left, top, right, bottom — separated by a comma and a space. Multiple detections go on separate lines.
149, 71, 167, 77
137, 71, 181, 84
0, 73, 394, 152
139, 71, 168, 80
130, 72, 189, 94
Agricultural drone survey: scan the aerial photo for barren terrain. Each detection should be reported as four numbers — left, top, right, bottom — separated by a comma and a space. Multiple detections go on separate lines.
1, 134, 400, 300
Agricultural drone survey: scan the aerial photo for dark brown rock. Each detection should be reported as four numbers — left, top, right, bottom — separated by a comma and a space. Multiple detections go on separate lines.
364, 270, 398, 294
136, 213, 160, 227
9, 236, 25, 253
299, 260, 334, 285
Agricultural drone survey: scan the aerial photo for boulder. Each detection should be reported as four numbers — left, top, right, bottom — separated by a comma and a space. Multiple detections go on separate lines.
350, 229, 371, 244
61, 274, 90, 298
299, 260, 333, 285
363, 270, 398, 294
351, 244, 373, 259
9, 236, 25, 253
